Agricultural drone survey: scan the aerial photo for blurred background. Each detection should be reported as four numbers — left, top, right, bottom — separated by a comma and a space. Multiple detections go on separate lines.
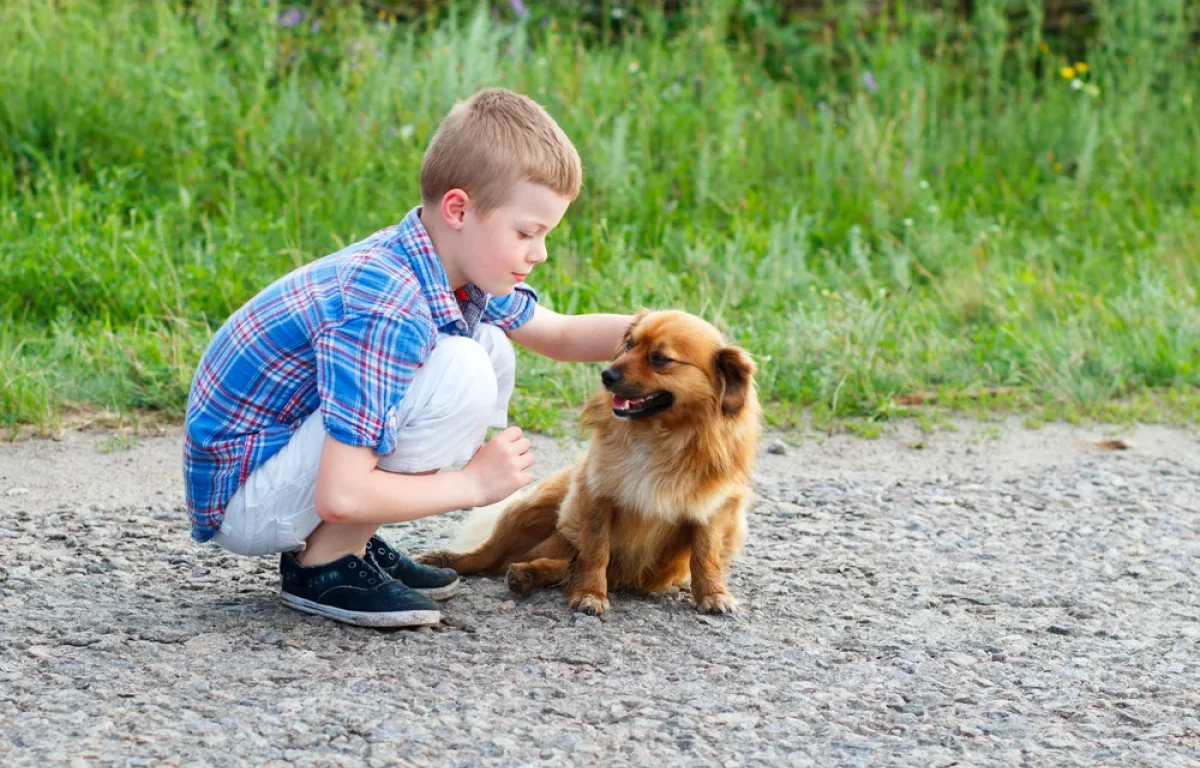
1, 0, 1197, 435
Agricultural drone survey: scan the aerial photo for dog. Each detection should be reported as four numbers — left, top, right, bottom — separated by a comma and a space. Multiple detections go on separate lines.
417, 309, 761, 615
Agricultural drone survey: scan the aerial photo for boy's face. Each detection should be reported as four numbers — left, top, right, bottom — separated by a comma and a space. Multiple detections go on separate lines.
460, 180, 571, 296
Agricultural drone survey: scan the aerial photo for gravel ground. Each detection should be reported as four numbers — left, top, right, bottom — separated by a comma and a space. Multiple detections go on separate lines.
1, 418, 1197, 767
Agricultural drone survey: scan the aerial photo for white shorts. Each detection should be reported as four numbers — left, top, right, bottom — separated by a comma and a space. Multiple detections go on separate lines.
211, 324, 516, 557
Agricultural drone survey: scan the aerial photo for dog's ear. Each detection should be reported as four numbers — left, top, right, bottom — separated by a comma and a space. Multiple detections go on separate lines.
715, 346, 756, 416
614, 308, 651, 359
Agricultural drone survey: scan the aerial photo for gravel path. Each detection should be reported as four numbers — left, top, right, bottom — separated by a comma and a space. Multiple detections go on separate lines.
1, 418, 1197, 767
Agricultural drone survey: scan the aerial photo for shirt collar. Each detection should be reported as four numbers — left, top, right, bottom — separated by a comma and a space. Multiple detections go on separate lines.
393, 207, 487, 332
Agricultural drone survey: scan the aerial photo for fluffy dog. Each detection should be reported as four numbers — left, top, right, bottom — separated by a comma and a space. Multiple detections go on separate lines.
417, 309, 760, 614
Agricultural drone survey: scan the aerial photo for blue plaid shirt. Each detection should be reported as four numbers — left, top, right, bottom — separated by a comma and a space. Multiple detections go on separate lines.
183, 207, 537, 543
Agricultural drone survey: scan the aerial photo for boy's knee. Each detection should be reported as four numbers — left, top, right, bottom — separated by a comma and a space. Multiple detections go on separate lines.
427, 336, 498, 425
474, 324, 516, 388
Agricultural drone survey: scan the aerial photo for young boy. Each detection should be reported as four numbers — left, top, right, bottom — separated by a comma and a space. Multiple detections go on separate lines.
183, 88, 632, 628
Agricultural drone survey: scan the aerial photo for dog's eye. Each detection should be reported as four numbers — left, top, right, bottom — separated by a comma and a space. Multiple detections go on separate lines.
650, 352, 672, 368
623, 338, 635, 353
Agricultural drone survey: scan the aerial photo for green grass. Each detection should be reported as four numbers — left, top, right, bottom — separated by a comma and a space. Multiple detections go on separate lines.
2, 0, 1198, 436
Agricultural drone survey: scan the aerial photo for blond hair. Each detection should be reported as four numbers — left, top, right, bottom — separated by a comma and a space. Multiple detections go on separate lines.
420, 88, 583, 215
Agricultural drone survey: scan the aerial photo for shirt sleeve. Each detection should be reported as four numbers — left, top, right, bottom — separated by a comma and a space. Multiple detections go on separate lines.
482, 283, 539, 330
313, 312, 429, 456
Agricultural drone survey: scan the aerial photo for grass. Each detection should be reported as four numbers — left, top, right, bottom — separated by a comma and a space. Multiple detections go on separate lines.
2, 0, 1198, 437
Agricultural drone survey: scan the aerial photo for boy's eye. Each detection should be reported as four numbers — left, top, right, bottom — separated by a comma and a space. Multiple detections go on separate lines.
518, 231, 534, 240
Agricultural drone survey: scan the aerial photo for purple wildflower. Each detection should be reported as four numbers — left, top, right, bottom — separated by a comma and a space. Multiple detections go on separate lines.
862, 70, 878, 94
508, 0, 529, 18
277, 7, 303, 28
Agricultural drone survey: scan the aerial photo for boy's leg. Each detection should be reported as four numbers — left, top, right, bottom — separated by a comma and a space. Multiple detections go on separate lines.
216, 330, 511, 556
365, 326, 516, 599
213, 327, 516, 624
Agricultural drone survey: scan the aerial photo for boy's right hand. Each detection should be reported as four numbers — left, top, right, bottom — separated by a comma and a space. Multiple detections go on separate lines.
462, 427, 535, 507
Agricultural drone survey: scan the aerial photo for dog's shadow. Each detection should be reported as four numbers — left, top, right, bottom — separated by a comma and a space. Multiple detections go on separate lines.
491, 580, 743, 624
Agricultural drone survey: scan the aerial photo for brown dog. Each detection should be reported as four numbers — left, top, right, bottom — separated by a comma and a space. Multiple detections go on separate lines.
417, 309, 760, 614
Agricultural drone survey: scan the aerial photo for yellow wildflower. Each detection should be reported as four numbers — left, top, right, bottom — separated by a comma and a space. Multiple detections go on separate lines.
1074, 62, 1088, 74
1060, 66, 1076, 80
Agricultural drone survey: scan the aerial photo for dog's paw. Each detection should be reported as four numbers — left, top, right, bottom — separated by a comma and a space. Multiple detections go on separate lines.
414, 550, 454, 568
505, 564, 536, 596
696, 591, 738, 614
569, 593, 610, 616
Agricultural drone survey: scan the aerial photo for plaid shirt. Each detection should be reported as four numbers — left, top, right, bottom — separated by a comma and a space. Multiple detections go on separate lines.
183, 207, 537, 543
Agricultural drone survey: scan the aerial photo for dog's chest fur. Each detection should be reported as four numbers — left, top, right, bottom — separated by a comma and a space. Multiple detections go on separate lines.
583, 434, 734, 525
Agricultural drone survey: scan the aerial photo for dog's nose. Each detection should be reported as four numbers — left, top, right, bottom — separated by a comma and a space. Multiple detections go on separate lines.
600, 368, 621, 388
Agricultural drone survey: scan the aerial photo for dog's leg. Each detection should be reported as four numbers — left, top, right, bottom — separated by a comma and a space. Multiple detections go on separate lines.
690, 500, 739, 614
564, 493, 614, 615
506, 558, 570, 596
505, 532, 575, 596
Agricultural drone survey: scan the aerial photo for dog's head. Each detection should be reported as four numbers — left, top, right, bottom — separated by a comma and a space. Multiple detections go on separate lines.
599, 310, 757, 423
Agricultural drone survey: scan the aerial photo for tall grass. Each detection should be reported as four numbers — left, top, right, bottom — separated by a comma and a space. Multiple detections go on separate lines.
2, 0, 1198, 433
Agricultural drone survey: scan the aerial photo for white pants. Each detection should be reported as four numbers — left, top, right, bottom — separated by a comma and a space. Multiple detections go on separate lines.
212, 324, 516, 557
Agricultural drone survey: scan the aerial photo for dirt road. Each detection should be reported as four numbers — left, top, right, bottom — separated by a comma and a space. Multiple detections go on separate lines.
1, 419, 1197, 767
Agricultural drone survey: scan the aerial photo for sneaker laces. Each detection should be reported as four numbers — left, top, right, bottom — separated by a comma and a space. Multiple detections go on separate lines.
362, 548, 396, 581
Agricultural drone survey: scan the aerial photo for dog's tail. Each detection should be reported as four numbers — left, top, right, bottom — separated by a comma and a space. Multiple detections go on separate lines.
450, 496, 517, 552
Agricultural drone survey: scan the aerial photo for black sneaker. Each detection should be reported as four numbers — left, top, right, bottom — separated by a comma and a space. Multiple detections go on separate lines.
279, 551, 441, 628
367, 535, 460, 601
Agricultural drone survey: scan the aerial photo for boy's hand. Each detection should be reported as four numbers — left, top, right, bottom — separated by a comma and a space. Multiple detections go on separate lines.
462, 427, 535, 507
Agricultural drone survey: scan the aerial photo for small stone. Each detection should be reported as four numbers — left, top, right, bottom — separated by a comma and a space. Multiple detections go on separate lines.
5, 487, 29, 496
499, 600, 516, 611
369, 720, 401, 743
442, 615, 478, 633
261, 631, 285, 646
1047, 625, 1073, 636
766, 440, 788, 455
574, 614, 602, 629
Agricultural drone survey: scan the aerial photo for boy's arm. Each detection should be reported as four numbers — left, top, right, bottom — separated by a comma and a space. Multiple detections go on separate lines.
505, 306, 633, 363
314, 426, 535, 525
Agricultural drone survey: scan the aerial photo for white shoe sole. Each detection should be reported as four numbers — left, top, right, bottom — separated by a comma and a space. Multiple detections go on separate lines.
281, 593, 441, 628
413, 579, 459, 601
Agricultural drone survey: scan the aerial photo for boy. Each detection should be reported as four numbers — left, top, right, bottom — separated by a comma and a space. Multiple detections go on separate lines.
183, 88, 632, 628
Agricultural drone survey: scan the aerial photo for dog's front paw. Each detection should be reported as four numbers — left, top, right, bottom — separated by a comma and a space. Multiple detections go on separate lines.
569, 592, 610, 616
696, 591, 738, 614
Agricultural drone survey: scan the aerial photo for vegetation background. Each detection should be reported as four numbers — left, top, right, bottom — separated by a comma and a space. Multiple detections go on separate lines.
2, 0, 1197, 437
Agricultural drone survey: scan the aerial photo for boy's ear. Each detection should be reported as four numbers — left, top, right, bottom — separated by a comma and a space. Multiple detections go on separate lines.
441, 189, 470, 229
715, 345, 756, 416
614, 308, 651, 359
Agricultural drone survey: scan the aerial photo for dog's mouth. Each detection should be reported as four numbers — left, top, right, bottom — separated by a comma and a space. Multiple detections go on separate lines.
610, 390, 675, 420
